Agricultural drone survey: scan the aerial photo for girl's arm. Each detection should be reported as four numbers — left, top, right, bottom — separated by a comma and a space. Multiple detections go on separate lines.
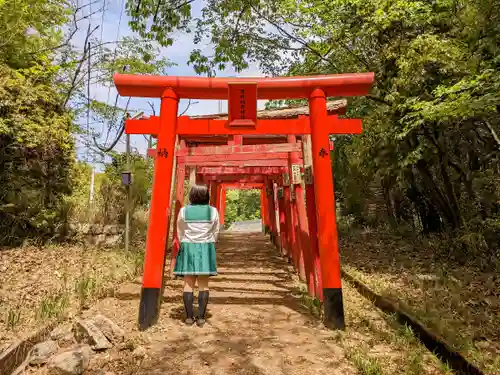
177, 207, 186, 241
212, 208, 220, 243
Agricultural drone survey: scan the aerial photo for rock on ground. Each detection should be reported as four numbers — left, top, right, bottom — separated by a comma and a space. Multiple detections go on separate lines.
91, 315, 124, 344
50, 323, 76, 348
29, 340, 59, 365
50, 324, 72, 341
73, 319, 112, 351
132, 346, 146, 359
47, 344, 91, 375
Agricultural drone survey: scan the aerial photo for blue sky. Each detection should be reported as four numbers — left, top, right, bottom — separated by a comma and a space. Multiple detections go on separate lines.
74, 0, 267, 169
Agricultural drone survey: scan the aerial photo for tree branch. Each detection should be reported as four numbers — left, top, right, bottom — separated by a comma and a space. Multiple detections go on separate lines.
34, 0, 104, 54
148, 101, 156, 116
248, 3, 339, 72
173, 0, 195, 11
180, 99, 199, 116
484, 120, 500, 149
63, 24, 100, 108
367, 95, 391, 105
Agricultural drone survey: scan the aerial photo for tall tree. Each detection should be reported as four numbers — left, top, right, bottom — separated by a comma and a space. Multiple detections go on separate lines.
0, 0, 75, 244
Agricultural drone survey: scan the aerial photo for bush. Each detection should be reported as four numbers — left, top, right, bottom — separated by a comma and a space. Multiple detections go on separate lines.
0, 63, 75, 246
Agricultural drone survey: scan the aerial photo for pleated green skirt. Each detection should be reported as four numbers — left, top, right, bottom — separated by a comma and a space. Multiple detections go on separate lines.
173, 242, 217, 276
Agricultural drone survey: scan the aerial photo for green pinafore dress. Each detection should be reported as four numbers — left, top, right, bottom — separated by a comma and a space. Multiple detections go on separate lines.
173, 204, 218, 276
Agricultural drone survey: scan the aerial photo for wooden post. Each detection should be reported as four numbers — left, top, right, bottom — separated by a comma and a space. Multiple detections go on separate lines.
125, 132, 131, 252
266, 178, 277, 244
220, 188, 226, 228
189, 167, 196, 188
210, 182, 218, 206
260, 188, 269, 233
309, 88, 344, 329
272, 181, 281, 248
303, 135, 323, 301
170, 141, 186, 277
139, 88, 179, 331
282, 174, 295, 265
288, 134, 310, 285
215, 183, 222, 213
277, 181, 288, 257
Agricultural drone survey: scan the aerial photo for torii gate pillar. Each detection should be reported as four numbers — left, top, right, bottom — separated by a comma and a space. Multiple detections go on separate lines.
220, 187, 226, 228
139, 89, 179, 330
260, 188, 268, 233
210, 182, 218, 206
309, 89, 344, 329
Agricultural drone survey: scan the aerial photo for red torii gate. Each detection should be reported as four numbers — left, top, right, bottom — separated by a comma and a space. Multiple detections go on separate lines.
115, 72, 374, 331
145, 139, 300, 292
146, 130, 315, 288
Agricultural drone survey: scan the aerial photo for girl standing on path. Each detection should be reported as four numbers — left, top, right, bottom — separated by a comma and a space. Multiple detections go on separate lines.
173, 184, 220, 327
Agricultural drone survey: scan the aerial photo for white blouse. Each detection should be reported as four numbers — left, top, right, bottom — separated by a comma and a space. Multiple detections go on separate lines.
177, 205, 220, 244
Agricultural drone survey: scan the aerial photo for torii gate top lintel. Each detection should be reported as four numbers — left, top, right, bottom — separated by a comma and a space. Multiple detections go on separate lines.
113, 73, 375, 100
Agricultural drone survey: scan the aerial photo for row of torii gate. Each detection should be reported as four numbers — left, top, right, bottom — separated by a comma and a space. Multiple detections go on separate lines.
114, 72, 375, 331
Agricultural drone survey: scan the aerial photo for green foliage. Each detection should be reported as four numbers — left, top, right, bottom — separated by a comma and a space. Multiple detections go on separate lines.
327, 0, 500, 263
0, 0, 167, 245
0, 0, 76, 246
127, 0, 299, 76
0, 0, 69, 69
97, 152, 153, 225
224, 189, 261, 227
127, 0, 192, 48
94, 36, 175, 86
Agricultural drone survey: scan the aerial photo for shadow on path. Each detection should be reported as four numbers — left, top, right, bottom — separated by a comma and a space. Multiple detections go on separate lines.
88, 232, 355, 375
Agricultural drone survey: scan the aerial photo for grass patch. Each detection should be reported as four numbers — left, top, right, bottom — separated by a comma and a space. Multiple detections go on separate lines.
346, 348, 384, 375
340, 229, 500, 374
343, 282, 449, 374
5, 309, 21, 331
405, 348, 425, 375
296, 284, 323, 318
129, 246, 145, 277
290, 273, 449, 374
74, 273, 107, 311
0, 242, 145, 346
36, 291, 70, 321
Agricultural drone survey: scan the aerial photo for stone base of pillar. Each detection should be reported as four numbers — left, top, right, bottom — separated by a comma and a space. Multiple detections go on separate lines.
323, 288, 345, 330
138, 287, 162, 331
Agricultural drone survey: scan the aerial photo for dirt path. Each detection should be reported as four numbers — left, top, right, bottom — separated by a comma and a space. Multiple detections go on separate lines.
26, 231, 448, 375
77, 232, 355, 375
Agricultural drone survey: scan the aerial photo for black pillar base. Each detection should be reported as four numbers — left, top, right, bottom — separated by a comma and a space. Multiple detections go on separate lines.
138, 287, 161, 331
323, 288, 345, 330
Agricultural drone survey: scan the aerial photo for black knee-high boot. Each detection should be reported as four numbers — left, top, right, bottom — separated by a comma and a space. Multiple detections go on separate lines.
183, 292, 194, 325
197, 291, 209, 327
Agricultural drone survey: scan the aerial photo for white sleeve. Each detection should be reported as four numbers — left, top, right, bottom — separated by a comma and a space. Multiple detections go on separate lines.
177, 207, 186, 241
212, 207, 220, 242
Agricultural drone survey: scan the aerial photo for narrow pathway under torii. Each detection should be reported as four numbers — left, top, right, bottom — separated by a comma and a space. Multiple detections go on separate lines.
73, 230, 446, 375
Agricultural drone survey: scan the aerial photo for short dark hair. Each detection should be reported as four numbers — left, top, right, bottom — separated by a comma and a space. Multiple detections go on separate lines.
189, 184, 210, 205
